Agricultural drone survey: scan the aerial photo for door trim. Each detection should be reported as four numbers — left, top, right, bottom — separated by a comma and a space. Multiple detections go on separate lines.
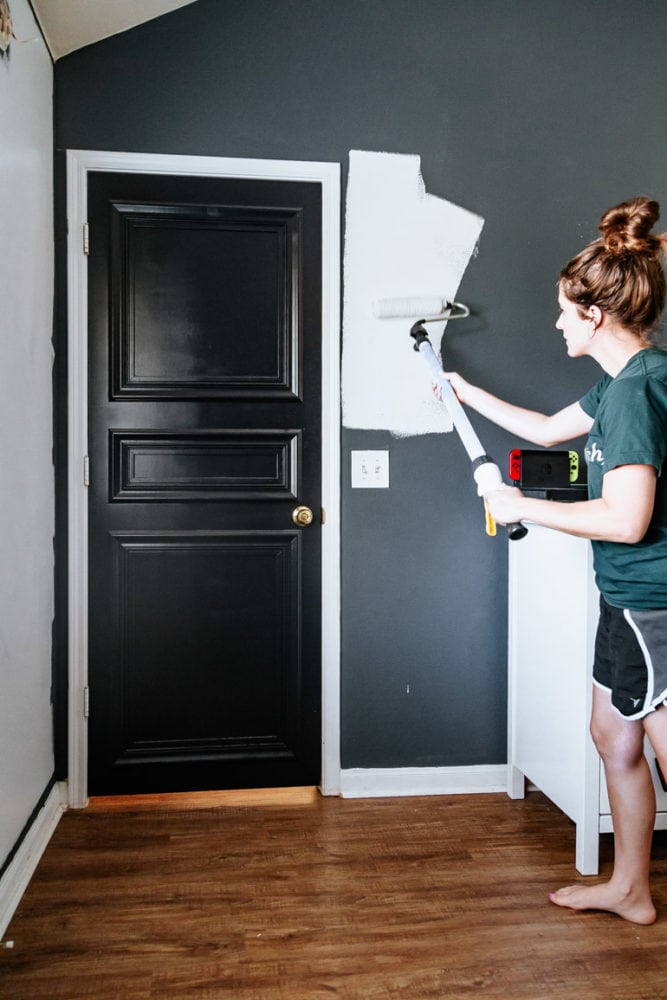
66, 149, 341, 806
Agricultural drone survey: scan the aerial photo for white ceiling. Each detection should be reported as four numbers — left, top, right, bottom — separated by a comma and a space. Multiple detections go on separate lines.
31, 0, 200, 60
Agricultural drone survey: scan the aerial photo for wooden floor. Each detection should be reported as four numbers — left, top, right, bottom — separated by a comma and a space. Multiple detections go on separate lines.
3, 789, 667, 999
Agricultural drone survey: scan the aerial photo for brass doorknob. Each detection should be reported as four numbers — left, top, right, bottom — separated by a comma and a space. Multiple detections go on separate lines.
292, 505, 314, 526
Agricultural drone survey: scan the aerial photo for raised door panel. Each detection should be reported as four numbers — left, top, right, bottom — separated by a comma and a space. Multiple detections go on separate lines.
110, 202, 302, 399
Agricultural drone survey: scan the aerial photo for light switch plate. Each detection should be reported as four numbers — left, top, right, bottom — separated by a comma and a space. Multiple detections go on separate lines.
351, 450, 389, 488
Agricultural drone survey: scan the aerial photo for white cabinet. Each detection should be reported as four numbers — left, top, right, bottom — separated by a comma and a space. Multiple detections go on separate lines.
507, 524, 667, 874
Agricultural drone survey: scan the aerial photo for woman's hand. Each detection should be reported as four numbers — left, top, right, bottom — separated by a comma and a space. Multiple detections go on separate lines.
484, 485, 527, 526
431, 371, 471, 403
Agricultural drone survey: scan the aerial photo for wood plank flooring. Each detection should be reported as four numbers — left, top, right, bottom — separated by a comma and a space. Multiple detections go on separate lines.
3, 789, 667, 999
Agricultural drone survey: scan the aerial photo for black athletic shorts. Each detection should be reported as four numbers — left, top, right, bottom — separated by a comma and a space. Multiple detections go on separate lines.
593, 595, 667, 720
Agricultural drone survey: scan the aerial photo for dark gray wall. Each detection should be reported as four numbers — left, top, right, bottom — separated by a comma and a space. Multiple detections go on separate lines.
54, 0, 667, 771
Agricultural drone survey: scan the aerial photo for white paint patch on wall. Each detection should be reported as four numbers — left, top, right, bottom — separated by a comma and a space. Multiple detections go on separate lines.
342, 150, 484, 437
0, 0, 55, 866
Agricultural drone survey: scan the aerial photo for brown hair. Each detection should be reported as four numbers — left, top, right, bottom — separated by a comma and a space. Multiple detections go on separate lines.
560, 197, 667, 341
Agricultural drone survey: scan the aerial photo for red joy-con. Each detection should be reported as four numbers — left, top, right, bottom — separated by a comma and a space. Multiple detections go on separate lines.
509, 449, 522, 483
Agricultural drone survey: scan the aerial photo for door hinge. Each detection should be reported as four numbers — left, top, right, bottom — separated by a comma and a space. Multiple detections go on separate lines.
83, 455, 90, 487
83, 686, 90, 719
83, 222, 90, 256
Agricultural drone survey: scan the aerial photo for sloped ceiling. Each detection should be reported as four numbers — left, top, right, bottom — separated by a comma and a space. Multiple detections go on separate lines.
30, 0, 200, 60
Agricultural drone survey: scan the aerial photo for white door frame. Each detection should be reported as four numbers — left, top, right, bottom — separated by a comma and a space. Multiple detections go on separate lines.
66, 149, 341, 807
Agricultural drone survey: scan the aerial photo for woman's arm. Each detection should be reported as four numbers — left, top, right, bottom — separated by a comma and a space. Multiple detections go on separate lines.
445, 373, 594, 447
487, 464, 657, 543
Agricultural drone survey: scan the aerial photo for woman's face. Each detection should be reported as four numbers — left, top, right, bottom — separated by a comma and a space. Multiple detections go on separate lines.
556, 286, 592, 358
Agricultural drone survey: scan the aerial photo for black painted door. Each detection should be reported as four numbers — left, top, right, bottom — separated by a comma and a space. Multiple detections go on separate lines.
87, 172, 322, 795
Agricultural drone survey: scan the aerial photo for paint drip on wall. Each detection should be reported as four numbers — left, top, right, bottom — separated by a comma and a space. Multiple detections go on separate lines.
342, 150, 484, 436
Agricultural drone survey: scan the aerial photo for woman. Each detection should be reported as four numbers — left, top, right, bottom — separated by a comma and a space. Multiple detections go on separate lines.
448, 196, 667, 924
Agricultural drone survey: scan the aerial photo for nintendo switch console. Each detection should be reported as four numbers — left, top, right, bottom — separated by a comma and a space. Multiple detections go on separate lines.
508, 448, 587, 500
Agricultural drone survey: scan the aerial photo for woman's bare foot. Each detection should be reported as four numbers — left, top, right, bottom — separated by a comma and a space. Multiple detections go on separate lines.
549, 881, 656, 925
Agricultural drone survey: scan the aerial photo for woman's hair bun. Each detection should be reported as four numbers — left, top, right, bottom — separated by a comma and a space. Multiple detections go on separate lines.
598, 196, 661, 256
561, 196, 667, 339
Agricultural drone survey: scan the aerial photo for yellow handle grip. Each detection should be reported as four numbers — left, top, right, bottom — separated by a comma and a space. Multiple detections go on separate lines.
484, 499, 497, 537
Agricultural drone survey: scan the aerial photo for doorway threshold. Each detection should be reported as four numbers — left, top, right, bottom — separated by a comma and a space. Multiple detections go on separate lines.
86, 786, 321, 812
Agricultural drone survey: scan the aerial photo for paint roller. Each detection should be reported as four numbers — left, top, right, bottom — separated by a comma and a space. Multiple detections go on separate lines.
376, 297, 528, 540
373, 297, 470, 321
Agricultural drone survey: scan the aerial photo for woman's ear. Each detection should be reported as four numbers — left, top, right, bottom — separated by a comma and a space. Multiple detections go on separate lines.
587, 304, 603, 330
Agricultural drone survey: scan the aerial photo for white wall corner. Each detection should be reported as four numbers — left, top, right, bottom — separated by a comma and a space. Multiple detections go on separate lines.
339, 765, 508, 799
0, 782, 68, 940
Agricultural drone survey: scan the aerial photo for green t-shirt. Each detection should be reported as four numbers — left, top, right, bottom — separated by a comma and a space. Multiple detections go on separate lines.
579, 347, 667, 610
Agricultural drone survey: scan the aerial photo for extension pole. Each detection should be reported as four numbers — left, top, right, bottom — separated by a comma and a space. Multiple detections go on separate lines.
410, 323, 527, 540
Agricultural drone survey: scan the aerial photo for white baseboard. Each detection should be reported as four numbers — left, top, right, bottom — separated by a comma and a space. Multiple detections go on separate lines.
340, 764, 508, 798
0, 781, 68, 939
